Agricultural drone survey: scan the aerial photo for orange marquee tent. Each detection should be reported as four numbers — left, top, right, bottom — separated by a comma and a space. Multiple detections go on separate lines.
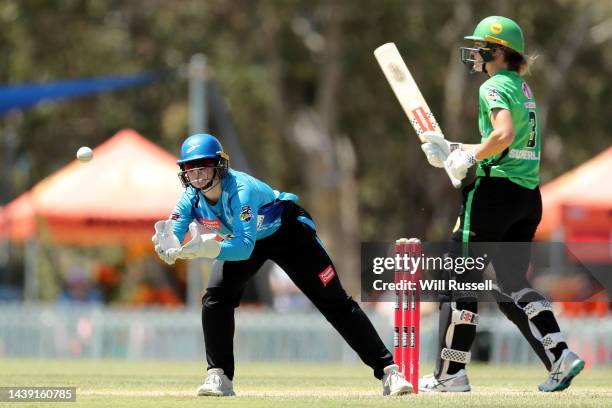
537, 147, 612, 317
537, 146, 612, 242
0, 129, 183, 246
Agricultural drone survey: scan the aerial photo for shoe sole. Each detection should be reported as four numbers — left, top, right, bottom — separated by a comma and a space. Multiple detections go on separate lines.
390, 385, 413, 396
418, 386, 471, 393
197, 390, 235, 397
539, 359, 585, 392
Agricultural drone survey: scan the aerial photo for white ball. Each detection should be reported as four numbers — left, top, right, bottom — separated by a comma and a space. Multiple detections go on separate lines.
76, 146, 93, 162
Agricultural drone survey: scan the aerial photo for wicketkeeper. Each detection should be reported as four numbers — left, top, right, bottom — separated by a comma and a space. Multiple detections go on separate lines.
152, 133, 412, 396
418, 16, 584, 392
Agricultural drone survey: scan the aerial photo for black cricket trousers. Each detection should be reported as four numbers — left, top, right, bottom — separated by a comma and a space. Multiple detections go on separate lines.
201, 201, 394, 380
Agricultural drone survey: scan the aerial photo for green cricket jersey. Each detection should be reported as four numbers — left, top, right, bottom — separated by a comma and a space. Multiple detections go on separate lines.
476, 70, 540, 189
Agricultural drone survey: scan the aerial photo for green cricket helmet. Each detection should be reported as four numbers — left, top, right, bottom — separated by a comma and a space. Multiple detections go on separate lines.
460, 16, 525, 74
465, 16, 524, 53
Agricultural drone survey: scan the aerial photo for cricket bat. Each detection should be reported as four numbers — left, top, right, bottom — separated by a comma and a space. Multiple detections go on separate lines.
374, 42, 462, 188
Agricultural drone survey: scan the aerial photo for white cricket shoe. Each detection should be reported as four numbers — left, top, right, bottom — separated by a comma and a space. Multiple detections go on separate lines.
382, 364, 413, 396
196, 368, 235, 396
538, 349, 585, 392
418, 369, 471, 392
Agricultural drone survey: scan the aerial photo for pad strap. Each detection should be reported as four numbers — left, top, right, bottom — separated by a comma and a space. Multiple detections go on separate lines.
441, 348, 471, 364
523, 300, 553, 320
542, 332, 565, 350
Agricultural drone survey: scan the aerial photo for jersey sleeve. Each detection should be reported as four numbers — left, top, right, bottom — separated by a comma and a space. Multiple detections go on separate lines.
170, 190, 194, 243
479, 80, 511, 113
217, 183, 259, 261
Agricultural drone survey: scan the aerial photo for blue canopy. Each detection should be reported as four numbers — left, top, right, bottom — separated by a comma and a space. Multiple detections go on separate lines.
0, 72, 157, 117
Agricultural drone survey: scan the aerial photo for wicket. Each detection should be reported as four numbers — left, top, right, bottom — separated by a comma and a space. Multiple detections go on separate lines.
393, 238, 421, 393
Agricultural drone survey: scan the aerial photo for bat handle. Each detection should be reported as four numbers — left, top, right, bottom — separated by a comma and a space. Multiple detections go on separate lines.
443, 162, 463, 189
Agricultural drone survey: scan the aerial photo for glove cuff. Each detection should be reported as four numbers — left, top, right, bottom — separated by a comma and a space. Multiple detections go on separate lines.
466, 150, 477, 165
203, 239, 221, 259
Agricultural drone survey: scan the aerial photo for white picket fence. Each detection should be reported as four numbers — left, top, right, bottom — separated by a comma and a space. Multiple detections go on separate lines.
0, 303, 610, 366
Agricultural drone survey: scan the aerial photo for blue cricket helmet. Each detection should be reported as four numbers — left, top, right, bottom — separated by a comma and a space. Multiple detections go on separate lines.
177, 133, 230, 189
177, 133, 228, 165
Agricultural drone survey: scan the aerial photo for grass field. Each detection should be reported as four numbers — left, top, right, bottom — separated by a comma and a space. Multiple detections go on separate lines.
1, 359, 611, 407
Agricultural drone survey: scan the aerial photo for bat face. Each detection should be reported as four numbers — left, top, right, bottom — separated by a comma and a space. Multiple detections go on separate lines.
374, 43, 442, 142
374, 42, 462, 188
388, 62, 406, 82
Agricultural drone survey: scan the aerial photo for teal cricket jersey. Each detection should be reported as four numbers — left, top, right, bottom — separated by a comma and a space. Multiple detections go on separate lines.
170, 169, 298, 261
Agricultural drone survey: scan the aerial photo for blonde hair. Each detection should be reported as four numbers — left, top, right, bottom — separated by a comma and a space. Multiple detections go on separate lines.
503, 47, 537, 76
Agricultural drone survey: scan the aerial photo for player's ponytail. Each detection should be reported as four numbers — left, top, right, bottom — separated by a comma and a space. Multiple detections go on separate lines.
503, 47, 536, 76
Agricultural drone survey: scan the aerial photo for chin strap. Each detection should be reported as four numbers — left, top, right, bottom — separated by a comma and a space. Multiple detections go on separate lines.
195, 170, 221, 193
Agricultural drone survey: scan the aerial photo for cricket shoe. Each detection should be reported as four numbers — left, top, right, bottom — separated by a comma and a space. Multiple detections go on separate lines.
196, 368, 235, 396
418, 369, 471, 392
538, 349, 585, 392
382, 364, 413, 396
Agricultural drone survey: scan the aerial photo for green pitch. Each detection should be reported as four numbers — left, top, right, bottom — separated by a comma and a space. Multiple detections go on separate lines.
1, 358, 611, 407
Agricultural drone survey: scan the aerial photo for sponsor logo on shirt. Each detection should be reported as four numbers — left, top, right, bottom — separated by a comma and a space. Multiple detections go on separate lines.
524, 101, 537, 110
318, 265, 336, 287
239, 205, 253, 222
171, 212, 180, 221
509, 149, 540, 161
197, 218, 221, 230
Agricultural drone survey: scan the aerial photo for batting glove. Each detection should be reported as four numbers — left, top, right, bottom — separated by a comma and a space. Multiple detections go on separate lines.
420, 131, 462, 168
445, 149, 476, 181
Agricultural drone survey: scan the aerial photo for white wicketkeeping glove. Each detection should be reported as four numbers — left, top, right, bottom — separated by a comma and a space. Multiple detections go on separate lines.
176, 232, 221, 259
445, 149, 477, 181
152, 220, 181, 265
420, 131, 462, 168
176, 221, 220, 260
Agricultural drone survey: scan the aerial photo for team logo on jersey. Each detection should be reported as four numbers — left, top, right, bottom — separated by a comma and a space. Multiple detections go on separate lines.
521, 82, 533, 100
171, 212, 180, 221
318, 265, 336, 287
239, 205, 253, 222
197, 218, 221, 230
486, 88, 501, 102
